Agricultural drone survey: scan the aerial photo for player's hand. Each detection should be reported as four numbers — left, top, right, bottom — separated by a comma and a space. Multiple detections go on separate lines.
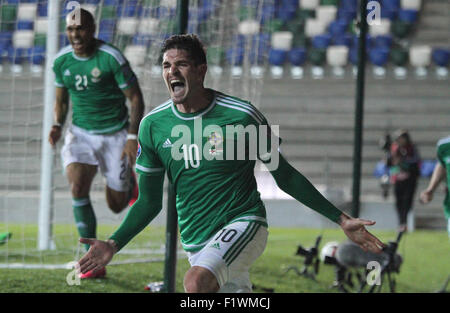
339, 215, 386, 254
48, 125, 62, 146
419, 189, 433, 204
121, 139, 138, 166
77, 238, 116, 274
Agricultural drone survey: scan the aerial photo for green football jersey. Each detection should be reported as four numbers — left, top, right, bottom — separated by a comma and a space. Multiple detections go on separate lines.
52, 40, 136, 133
136, 90, 280, 252
437, 136, 450, 218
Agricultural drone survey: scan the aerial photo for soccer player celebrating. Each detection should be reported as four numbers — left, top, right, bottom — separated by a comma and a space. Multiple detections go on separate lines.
48, 9, 145, 279
420, 136, 450, 238
78, 34, 385, 292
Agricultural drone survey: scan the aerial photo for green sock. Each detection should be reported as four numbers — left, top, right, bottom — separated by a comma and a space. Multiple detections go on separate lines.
72, 197, 97, 252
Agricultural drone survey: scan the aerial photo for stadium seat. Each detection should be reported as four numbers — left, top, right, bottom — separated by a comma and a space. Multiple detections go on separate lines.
138, 18, 159, 35
326, 45, 349, 77
17, 3, 37, 21
312, 34, 332, 49
132, 34, 152, 46
409, 45, 431, 78
276, 6, 297, 22
238, 20, 260, 36
316, 5, 337, 26
100, 5, 117, 19
381, 0, 400, 11
225, 46, 244, 66
124, 44, 146, 75
7, 46, 26, 74
304, 19, 327, 37
99, 19, 116, 33
373, 35, 393, 48
390, 47, 409, 79
398, 9, 418, 24
271, 31, 293, 51
29, 45, 45, 76
98, 32, 114, 43
309, 48, 326, 78
16, 21, 34, 31
34, 18, 48, 34
328, 20, 348, 37
369, 47, 390, 78
340, 0, 358, 9
260, 5, 276, 24
400, 0, 422, 10
369, 18, 391, 36
380, 6, 398, 20
432, 48, 449, 79
12, 30, 34, 49
300, 0, 320, 10
117, 18, 139, 35
37, 2, 47, 17
332, 33, 352, 47
289, 47, 306, 79
337, 7, 357, 24
269, 48, 287, 79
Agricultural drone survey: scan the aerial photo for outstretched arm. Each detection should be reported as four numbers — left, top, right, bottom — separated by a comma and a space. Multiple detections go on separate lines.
78, 173, 164, 274
420, 162, 446, 204
269, 153, 385, 253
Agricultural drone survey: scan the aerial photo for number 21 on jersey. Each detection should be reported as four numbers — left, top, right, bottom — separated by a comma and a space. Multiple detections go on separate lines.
75, 74, 88, 90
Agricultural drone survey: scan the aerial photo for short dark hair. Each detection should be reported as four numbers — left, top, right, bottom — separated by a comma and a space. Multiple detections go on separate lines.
161, 34, 207, 65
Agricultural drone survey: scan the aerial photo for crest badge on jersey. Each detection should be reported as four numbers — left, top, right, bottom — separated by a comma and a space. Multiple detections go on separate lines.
208, 132, 223, 156
91, 67, 102, 83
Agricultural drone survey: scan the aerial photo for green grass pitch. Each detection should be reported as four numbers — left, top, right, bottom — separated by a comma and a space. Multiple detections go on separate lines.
0, 224, 448, 293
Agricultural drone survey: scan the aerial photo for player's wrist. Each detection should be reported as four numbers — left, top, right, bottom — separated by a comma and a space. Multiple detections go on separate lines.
106, 239, 119, 254
126, 133, 137, 141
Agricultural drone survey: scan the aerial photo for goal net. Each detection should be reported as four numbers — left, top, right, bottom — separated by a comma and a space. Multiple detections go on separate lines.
0, 0, 273, 276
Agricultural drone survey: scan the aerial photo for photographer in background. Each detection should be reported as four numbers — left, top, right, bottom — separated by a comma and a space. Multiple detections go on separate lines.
390, 130, 421, 232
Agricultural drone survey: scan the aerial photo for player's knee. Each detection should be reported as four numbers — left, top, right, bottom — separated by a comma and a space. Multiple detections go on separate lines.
106, 195, 127, 214
184, 267, 219, 293
70, 182, 88, 198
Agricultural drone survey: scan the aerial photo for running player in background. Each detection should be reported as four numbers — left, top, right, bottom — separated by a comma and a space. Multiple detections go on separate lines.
420, 136, 450, 238
77, 34, 385, 292
48, 8, 145, 278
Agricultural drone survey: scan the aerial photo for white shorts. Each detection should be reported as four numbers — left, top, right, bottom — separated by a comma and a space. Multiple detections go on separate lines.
186, 220, 268, 293
61, 125, 131, 192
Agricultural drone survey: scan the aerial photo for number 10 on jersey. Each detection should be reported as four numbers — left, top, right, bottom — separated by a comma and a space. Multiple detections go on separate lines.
181, 144, 200, 169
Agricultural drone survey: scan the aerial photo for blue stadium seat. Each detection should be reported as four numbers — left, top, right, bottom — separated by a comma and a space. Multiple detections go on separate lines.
351, 34, 374, 51
59, 34, 69, 47
226, 47, 244, 66
268, 48, 287, 66
380, 7, 397, 20
289, 47, 306, 66
333, 33, 353, 47
7, 46, 26, 64
99, 19, 116, 33
16, 20, 34, 31
98, 32, 114, 43
276, 6, 296, 22
117, 4, 142, 18
328, 20, 348, 37
369, 47, 390, 66
381, 0, 400, 11
349, 47, 358, 65
28, 45, 45, 65
340, 0, 358, 10
37, 2, 47, 17
5, 0, 20, 4
398, 9, 418, 23
373, 35, 393, 48
0, 32, 13, 50
104, 0, 123, 6
85, 0, 101, 4
312, 34, 332, 50
432, 48, 450, 67
132, 34, 152, 46
260, 5, 276, 24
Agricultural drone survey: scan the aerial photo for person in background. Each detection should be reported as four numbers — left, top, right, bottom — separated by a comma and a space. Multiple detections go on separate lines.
390, 130, 421, 232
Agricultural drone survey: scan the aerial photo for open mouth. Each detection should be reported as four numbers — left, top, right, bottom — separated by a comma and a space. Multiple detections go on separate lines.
170, 79, 186, 96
